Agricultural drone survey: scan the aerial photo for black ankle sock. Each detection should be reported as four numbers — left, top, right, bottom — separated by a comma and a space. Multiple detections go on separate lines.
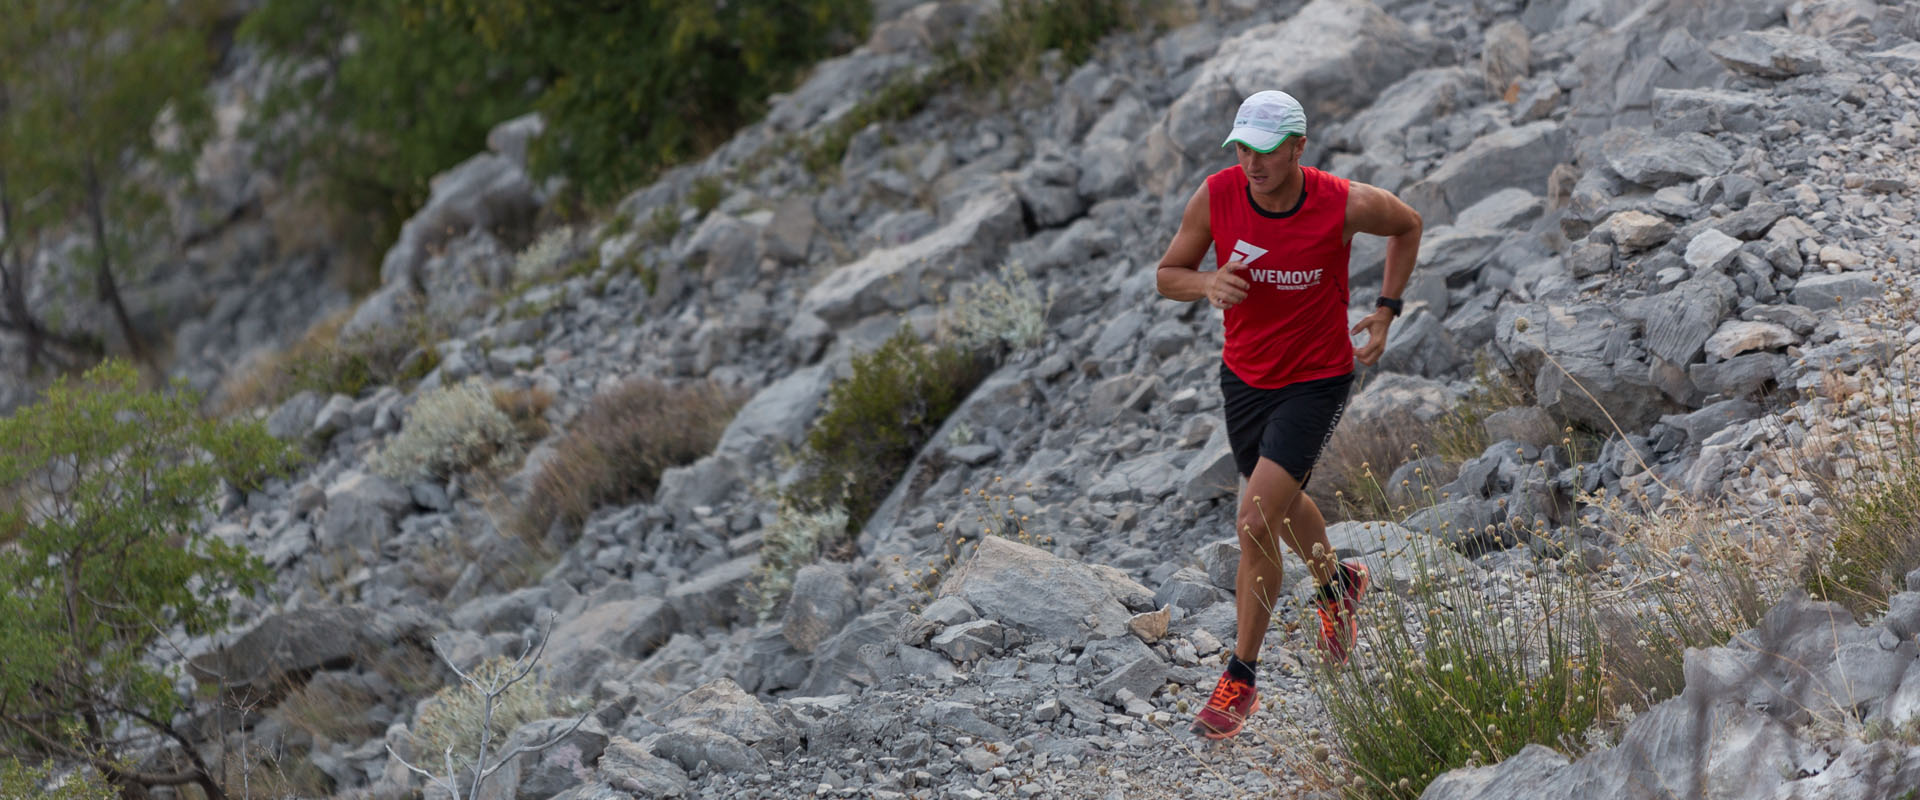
1226, 655, 1258, 685
1316, 563, 1353, 605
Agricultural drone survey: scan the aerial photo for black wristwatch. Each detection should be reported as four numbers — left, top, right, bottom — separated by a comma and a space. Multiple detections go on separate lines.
1376, 295, 1403, 317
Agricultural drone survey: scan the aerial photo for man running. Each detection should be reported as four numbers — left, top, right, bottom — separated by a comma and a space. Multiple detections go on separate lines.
1155, 90, 1423, 740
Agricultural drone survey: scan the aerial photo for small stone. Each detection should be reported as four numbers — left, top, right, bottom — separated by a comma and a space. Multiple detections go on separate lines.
1818, 245, 1866, 269
1602, 210, 1675, 249
1684, 229, 1743, 272
1127, 605, 1172, 644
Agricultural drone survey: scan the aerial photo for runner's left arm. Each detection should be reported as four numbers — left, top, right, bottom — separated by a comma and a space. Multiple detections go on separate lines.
1345, 182, 1422, 366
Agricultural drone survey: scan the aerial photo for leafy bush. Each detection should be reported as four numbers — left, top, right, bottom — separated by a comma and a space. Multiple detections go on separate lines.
409, 656, 583, 778
514, 379, 744, 541
797, 0, 1153, 175
944, 261, 1053, 356
748, 500, 851, 621
219, 308, 443, 412
371, 378, 524, 484
0, 759, 116, 800
0, 360, 297, 796
790, 329, 991, 542
242, 0, 543, 277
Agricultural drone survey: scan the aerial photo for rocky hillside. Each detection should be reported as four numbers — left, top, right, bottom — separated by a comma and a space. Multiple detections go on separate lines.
136, 0, 1920, 798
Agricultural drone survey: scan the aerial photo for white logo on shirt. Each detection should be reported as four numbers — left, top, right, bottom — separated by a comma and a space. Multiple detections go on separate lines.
1248, 268, 1324, 290
1229, 240, 1268, 265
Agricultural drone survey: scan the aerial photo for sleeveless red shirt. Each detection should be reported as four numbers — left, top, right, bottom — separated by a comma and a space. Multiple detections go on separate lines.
1207, 164, 1353, 389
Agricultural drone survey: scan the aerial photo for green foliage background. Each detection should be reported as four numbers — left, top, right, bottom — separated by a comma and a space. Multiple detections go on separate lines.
0, 361, 296, 779
243, 0, 870, 256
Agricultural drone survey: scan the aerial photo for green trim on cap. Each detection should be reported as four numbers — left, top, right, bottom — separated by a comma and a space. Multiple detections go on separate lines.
1223, 133, 1299, 153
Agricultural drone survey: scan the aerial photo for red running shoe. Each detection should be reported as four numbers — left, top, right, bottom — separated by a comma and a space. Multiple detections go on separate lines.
1316, 561, 1371, 666
1190, 671, 1259, 740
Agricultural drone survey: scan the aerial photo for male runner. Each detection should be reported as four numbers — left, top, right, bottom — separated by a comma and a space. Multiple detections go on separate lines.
1155, 90, 1423, 739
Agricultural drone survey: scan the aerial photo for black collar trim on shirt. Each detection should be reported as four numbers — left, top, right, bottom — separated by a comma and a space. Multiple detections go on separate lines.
1246, 184, 1307, 219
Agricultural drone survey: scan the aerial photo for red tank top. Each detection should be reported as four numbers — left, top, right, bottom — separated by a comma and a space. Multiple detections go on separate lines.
1207, 165, 1354, 389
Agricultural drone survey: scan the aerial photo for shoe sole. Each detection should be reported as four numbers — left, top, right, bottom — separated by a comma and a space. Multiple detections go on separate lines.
1192, 698, 1260, 740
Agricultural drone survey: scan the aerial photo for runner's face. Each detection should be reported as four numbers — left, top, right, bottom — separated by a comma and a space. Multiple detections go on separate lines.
1235, 137, 1303, 193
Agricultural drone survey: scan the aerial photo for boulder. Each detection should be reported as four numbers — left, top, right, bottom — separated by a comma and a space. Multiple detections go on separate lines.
378, 153, 540, 288
713, 365, 833, 463
543, 598, 677, 693
665, 554, 758, 629
781, 563, 860, 654
1495, 302, 1680, 432
1703, 320, 1798, 361
1152, 0, 1444, 168
1179, 425, 1238, 502
267, 391, 326, 441
595, 737, 690, 798
1708, 29, 1849, 78
799, 186, 1025, 326
187, 605, 436, 702
1791, 272, 1882, 311
937, 536, 1136, 645
1599, 128, 1735, 188
317, 470, 413, 553
1402, 122, 1568, 226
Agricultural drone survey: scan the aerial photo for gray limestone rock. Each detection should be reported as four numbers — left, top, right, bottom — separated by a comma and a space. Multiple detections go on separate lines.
378, 153, 540, 288
1791, 272, 1882, 311
799, 186, 1025, 326
503, 716, 610, 800
937, 537, 1136, 644
1683, 229, 1743, 272
665, 554, 758, 629
1703, 320, 1798, 361
1179, 424, 1238, 503
268, 391, 326, 441
318, 470, 412, 553
187, 605, 435, 702
1156, 565, 1230, 613
1379, 306, 1465, 378
1403, 122, 1568, 226
543, 598, 677, 693
1482, 406, 1558, 451
1158, 0, 1445, 163
1600, 128, 1735, 188
781, 563, 860, 654
1709, 29, 1849, 79
596, 737, 690, 798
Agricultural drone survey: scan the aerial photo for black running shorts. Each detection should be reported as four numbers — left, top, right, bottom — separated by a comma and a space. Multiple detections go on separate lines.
1219, 364, 1354, 486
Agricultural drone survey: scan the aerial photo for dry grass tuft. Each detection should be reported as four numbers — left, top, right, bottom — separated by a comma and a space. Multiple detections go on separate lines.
511, 378, 744, 542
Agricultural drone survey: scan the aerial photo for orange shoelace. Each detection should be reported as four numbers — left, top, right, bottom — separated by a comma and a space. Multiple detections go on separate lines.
1205, 675, 1247, 712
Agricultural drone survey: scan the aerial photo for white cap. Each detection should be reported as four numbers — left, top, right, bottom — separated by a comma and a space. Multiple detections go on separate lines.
1221, 90, 1307, 153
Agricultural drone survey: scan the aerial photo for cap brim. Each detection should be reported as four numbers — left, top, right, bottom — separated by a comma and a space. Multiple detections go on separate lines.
1222, 127, 1288, 152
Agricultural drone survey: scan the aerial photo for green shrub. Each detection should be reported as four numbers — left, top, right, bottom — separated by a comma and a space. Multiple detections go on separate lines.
748, 500, 851, 621
944, 261, 1053, 356
409, 657, 583, 778
1312, 529, 1606, 798
371, 378, 525, 484
790, 329, 991, 544
952, 0, 1149, 90
0, 758, 116, 800
0, 360, 297, 795
797, 0, 1153, 175
513, 379, 744, 541
688, 177, 725, 218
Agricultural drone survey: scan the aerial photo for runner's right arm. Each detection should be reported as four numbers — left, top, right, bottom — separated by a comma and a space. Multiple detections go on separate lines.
1156, 184, 1248, 308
